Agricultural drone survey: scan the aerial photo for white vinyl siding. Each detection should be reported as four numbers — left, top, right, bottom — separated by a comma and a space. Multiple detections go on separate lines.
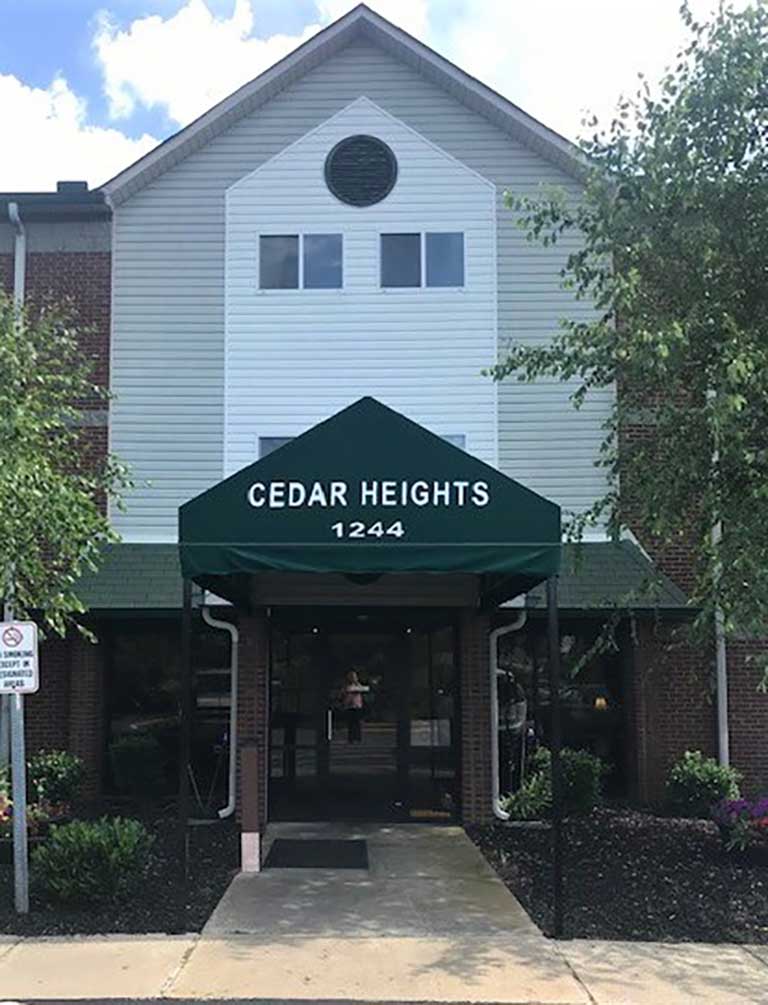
110, 39, 609, 540
224, 97, 496, 477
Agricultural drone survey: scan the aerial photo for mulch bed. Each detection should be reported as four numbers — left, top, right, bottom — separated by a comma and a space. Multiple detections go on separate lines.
470, 807, 768, 943
0, 811, 239, 936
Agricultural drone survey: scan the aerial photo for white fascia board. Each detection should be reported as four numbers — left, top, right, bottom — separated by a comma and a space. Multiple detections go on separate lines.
101, 5, 585, 204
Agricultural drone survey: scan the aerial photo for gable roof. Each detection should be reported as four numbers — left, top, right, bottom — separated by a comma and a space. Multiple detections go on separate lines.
102, 4, 586, 205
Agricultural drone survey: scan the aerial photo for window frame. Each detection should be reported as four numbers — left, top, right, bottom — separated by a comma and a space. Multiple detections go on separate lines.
257, 232, 344, 292
379, 230, 465, 291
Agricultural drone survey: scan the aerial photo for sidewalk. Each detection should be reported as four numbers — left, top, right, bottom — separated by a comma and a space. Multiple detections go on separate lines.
1, 932, 767, 1003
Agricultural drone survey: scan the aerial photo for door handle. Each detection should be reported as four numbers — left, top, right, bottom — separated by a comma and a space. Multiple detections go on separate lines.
327, 708, 333, 741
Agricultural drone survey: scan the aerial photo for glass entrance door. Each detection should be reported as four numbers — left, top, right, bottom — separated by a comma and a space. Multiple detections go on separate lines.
269, 616, 458, 821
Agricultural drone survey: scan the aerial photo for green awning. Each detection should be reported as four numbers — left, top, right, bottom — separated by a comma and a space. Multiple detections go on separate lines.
178, 397, 561, 603
76, 541, 690, 614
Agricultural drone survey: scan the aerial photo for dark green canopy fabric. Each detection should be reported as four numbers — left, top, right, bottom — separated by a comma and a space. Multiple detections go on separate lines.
178, 397, 561, 600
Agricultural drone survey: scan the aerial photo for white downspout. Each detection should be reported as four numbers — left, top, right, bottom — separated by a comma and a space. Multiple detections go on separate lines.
201, 606, 239, 819
8, 202, 26, 306
707, 387, 729, 767
1, 204, 26, 771
713, 518, 730, 767
490, 610, 527, 821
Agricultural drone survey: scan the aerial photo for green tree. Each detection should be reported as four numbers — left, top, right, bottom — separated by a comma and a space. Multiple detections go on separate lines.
491, 2, 768, 652
0, 293, 130, 634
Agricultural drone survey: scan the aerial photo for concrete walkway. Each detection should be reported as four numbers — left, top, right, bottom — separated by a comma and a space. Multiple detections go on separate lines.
1, 823, 768, 1002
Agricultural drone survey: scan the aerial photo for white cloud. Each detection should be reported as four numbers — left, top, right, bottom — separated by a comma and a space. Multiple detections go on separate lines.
93, 0, 429, 127
447, 0, 755, 142
0, 72, 157, 191
0, 0, 753, 191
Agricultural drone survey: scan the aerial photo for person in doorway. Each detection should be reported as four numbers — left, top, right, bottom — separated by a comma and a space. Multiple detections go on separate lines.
341, 669, 369, 744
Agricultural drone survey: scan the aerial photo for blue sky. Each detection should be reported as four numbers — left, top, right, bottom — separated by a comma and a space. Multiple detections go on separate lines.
0, 0, 320, 140
0, 0, 744, 190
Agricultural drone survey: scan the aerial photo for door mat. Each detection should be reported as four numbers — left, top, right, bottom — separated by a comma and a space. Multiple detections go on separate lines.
264, 838, 369, 869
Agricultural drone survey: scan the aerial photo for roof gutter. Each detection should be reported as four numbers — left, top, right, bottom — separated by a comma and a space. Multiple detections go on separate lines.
8, 202, 26, 305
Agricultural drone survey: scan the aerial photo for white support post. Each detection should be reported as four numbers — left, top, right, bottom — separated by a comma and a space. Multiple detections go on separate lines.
10, 692, 28, 913
3, 595, 29, 913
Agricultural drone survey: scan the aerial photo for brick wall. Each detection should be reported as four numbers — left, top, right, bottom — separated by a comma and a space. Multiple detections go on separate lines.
26, 250, 111, 396
3, 242, 113, 795
24, 632, 105, 801
631, 621, 715, 803
26, 637, 71, 753
460, 608, 493, 824
726, 642, 768, 794
621, 413, 768, 800
236, 612, 268, 827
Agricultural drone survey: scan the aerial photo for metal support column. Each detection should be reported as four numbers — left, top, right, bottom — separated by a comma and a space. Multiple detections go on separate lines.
178, 577, 192, 877
546, 576, 564, 937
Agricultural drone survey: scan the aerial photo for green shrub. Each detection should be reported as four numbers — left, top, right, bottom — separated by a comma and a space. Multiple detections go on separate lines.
28, 750, 84, 805
109, 734, 166, 796
665, 750, 741, 818
504, 768, 551, 820
31, 817, 153, 903
503, 746, 606, 820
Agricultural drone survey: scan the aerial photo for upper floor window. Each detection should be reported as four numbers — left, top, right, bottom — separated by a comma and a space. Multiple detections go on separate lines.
259, 233, 343, 290
259, 436, 294, 458
380, 232, 464, 289
258, 432, 465, 457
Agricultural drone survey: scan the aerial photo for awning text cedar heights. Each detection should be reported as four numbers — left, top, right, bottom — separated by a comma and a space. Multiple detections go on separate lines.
178, 397, 561, 604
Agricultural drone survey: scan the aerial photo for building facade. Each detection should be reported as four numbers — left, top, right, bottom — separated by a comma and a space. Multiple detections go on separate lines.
1, 5, 764, 845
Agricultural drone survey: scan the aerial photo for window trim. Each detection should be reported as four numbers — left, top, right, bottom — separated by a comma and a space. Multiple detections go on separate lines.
379, 230, 465, 291
257, 232, 344, 292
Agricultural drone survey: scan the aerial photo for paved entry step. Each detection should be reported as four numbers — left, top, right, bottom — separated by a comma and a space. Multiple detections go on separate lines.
263, 837, 369, 869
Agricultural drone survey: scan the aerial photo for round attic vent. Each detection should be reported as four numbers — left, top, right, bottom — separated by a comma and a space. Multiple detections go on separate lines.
324, 135, 397, 207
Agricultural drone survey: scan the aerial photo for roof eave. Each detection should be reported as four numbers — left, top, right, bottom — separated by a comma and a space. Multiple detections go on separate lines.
101, 4, 587, 206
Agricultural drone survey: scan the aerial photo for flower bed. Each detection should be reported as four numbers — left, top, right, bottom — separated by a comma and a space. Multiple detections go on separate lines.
0, 810, 239, 935
712, 797, 768, 863
470, 807, 768, 942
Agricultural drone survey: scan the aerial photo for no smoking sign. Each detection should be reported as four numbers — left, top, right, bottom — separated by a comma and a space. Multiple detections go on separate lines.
0, 622, 39, 694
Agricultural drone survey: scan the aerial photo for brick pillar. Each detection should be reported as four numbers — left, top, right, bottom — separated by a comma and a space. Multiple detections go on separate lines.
237, 611, 269, 867
68, 635, 105, 801
460, 608, 492, 825
631, 620, 715, 803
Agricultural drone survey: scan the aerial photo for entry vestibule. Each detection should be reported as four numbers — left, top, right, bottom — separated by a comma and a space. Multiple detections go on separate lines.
177, 396, 564, 873
268, 610, 459, 822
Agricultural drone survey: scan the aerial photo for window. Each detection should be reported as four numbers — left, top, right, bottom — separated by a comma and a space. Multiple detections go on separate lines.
426, 232, 464, 287
259, 234, 342, 290
303, 234, 343, 289
259, 436, 294, 458
381, 233, 421, 288
442, 434, 466, 450
259, 235, 298, 289
380, 232, 464, 288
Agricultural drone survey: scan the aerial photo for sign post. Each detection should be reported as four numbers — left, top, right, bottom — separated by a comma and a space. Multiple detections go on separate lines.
0, 615, 39, 914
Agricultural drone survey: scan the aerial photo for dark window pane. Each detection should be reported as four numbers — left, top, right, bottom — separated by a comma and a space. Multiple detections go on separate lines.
442, 434, 466, 450
259, 436, 294, 458
426, 232, 464, 287
304, 234, 342, 289
260, 235, 298, 289
381, 233, 421, 287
